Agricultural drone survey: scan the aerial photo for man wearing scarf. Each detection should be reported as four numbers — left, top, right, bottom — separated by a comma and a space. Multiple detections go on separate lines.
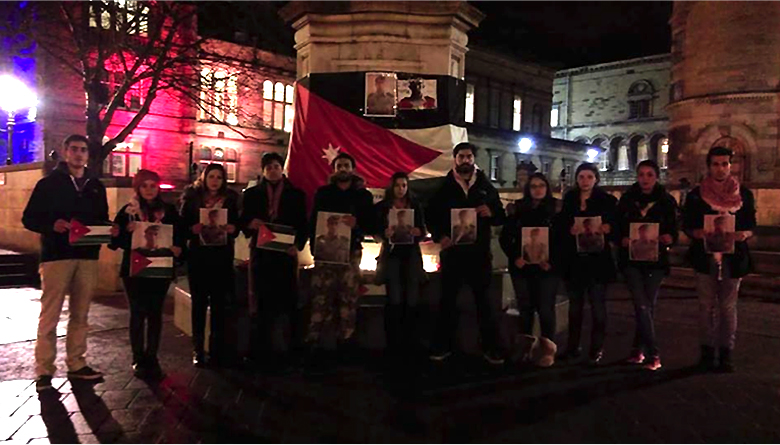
683, 146, 756, 373
426, 142, 507, 365
240, 152, 308, 369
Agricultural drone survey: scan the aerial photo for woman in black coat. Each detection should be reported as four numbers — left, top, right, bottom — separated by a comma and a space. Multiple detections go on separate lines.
500, 173, 563, 343
558, 163, 618, 365
374, 172, 427, 359
616, 160, 679, 371
109, 169, 185, 379
179, 163, 240, 367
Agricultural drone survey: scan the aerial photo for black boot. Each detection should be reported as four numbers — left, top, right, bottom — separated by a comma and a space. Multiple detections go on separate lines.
718, 347, 735, 373
697, 345, 716, 372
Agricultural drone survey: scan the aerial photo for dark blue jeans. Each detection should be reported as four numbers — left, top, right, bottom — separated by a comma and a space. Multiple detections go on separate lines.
623, 266, 665, 357
383, 254, 423, 351
511, 272, 560, 340
566, 280, 607, 356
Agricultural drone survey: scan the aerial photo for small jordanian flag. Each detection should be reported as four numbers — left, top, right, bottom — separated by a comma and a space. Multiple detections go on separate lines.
69, 220, 112, 246
130, 250, 174, 278
257, 223, 296, 252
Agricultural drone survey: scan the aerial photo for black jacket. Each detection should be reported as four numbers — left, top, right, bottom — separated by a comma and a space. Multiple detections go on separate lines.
500, 197, 563, 277
682, 185, 756, 278
179, 186, 241, 265
616, 183, 679, 273
309, 176, 376, 253
109, 201, 186, 278
426, 169, 506, 256
240, 177, 308, 252
559, 187, 618, 284
375, 198, 426, 260
22, 163, 109, 263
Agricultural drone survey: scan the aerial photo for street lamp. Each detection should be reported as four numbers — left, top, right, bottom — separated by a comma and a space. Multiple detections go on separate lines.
518, 137, 534, 154
0, 75, 38, 165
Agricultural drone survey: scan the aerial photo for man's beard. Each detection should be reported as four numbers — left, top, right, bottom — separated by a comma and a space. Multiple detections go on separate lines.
332, 171, 353, 183
455, 163, 475, 175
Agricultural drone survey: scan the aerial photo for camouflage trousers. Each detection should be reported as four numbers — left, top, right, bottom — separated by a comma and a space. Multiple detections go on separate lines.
306, 253, 362, 344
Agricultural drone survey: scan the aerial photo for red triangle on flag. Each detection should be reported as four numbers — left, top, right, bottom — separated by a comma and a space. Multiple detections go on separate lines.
286, 83, 443, 211
256, 224, 277, 247
69, 219, 91, 244
130, 250, 152, 276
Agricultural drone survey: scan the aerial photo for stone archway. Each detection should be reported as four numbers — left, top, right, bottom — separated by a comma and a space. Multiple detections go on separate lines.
611, 135, 628, 170
712, 136, 748, 182
628, 134, 647, 167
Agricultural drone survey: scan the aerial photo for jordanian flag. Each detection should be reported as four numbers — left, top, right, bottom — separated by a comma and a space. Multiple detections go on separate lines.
285, 80, 467, 211
69, 220, 112, 246
257, 223, 296, 252
130, 250, 174, 278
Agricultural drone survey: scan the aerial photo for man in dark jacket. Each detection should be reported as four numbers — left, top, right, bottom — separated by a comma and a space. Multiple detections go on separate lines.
22, 134, 110, 391
306, 152, 375, 352
683, 146, 756, 373
240, 152, 308, 366
426, 142, 506, 365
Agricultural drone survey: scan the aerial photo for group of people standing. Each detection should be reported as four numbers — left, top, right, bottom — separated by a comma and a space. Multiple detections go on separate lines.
22, 134, 755, 392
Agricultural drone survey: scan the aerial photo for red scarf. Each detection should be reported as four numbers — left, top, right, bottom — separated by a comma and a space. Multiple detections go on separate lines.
700, 175, 742, 213
266, 180, 284, 222
202, 193, 225, 210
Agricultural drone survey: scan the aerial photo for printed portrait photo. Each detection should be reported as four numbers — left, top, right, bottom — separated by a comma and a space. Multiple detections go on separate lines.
314, 212, 352, 264
364, 72, 397, 117
574, 216, 605, 253
704, 214, 736, 254
131, 222, 174, 257
199, 208, 228, 246
396, 78, 437, 111
388, 208, 415, 245
629, 222, 660, 262
451, 208, 477, 246
521, 227, 549, 265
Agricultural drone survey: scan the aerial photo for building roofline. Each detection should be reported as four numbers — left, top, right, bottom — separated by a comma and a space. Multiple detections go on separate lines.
467, 45, 557, 75
554, 53, 671, 78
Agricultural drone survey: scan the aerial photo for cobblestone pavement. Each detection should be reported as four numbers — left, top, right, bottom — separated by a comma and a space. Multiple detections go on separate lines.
2, 284, 780, 443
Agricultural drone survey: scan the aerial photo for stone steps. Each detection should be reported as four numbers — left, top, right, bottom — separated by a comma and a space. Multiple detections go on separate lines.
0, 250, 39, 289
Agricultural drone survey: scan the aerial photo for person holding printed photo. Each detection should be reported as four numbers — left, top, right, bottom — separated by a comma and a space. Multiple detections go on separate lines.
616, 160, 678, 371
374, 172, 426, 361
500, 173, 563, 353
179, 163, 240, 368
559, 163, 618, 365
683, 146, 756, 373
110, 170, 184, 379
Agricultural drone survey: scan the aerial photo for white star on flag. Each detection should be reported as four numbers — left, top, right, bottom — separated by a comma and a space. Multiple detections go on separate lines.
321, 143, 342, 164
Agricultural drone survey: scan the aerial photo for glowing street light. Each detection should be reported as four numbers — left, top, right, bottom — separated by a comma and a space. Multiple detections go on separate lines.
0, 75, 38, 165
587, 148, 599, 161
518, 137, 534, 154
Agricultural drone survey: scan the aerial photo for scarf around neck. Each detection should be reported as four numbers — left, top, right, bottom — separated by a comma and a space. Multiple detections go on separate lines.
266, 179, 284, 222
700, 175, 742, 213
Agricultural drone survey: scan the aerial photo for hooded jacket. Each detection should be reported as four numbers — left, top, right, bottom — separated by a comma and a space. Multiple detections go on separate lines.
682, 184, 756, 278
22, 163, 109, 262
425, 169, 506, 256
616, 183, 679, 273
309, 174, 376, 254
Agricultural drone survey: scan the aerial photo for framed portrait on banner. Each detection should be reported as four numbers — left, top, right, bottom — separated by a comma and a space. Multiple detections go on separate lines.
364, 72, 397, 117
396, 78, 437, 110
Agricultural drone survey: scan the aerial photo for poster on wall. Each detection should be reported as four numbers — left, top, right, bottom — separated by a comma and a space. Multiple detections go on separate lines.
364, 72, 397, 117
396, 78, 437, 110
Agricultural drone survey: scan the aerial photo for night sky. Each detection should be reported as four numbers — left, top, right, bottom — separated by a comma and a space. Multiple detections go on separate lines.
198, 1, 672, 69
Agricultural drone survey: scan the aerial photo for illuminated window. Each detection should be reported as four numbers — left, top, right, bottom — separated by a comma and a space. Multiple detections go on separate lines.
263, 80, 294, 132
489, 152, 501, 182
618, 145, 630, 171
196, 147, 238, 183
103, 140, 143, 177
199, 67, 238, 124
512, 95, 522, 131
465, 83, 475, 123
89, 0, 149, 36
551, 104, 560, 127
659, 138, 669, 169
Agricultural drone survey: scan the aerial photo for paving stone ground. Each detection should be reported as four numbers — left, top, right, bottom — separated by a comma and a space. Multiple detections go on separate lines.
2, 284, 780, 443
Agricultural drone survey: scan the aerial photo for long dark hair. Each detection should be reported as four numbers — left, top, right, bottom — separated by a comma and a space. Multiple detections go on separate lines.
521, 172, 556, 211
132, 169, 166, 221
194, 163, 228, 196
383, 172, 415, 206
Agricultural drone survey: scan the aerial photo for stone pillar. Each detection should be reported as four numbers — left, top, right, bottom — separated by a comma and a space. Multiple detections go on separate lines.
279, 1, 484, 80
667, 1, 780, 188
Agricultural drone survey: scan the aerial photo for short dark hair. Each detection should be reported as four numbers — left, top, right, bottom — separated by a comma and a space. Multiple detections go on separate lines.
331, 152, 356, 170
575, 162, 601, 185
636, 159, 661, 177
453, 142, 478, 157
706, 146, 734, 166
63, 134, 89, 148
262, 152, 285, 169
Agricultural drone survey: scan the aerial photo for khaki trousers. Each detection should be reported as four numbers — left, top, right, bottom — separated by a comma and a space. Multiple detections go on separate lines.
35, 259, 98, 376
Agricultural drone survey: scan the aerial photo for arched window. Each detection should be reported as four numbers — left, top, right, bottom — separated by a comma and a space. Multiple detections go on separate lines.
532, 104, 542, 133
628, 80, 655, 119
263, 80, 294, 132
196, 147, 239, 183
103, 138, 143, 177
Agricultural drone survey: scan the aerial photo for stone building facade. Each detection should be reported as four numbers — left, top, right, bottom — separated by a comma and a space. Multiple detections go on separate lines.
552, 54, 671, 186
667, 1, 780, 189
